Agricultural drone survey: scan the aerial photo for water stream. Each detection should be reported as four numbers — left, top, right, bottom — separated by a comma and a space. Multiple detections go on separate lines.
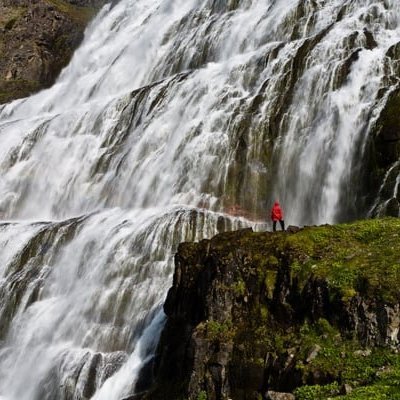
1, 0, 400, 398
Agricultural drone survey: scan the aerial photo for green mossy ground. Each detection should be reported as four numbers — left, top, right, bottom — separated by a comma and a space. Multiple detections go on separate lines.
291, 320, 400, 399
282, 218, 400, 303
233, 314, 400, 399
221, 218, 400, 303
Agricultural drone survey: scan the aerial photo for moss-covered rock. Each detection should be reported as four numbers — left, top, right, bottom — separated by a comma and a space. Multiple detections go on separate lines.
138, 218, 400, 400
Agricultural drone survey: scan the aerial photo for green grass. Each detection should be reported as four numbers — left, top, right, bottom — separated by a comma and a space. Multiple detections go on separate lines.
283, 218, 400, 302
295, 357, 400, 399
222, 218, 400, 303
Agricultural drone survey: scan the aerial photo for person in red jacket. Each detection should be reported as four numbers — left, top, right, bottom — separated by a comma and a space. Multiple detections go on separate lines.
271, 201, 285, 232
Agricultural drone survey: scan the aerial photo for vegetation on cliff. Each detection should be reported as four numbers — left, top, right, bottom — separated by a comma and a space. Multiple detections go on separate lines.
142, 218, 400, 400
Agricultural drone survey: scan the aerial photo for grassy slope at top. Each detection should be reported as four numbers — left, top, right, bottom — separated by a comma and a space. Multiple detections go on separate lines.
283, 218, 400, 303
229, 217, 400, 303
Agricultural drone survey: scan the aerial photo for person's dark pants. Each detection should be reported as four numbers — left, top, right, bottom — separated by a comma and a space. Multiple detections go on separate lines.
273, 220, 285, 232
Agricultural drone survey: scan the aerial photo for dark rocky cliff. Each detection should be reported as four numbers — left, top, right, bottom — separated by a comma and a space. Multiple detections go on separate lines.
0, 0, 107, 104
137, 219, 400, 400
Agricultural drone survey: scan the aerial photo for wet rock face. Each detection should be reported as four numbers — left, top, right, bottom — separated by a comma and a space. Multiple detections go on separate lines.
366, 83, 400, 217
373, 87, 400, 168
141, 223, 400, 399
0, 0, 107, 104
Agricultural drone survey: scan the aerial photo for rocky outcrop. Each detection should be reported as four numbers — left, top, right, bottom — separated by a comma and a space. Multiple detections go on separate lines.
137, 219, 400, 399
0, 0, 107, 104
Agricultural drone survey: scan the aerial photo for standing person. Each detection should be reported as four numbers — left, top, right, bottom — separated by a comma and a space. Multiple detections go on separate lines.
271, 201, 285, 232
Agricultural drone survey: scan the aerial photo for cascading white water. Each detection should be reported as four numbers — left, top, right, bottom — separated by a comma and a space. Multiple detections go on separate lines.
1, 0, 400, 398
273, 0, 400, 225
0, 208, 245, 400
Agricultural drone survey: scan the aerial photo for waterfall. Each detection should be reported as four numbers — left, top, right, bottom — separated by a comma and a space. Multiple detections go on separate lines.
1, 0, 400, 398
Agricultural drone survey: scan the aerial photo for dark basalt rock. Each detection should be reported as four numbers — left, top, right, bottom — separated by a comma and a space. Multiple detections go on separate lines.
372, 86, 400, 168
136, 221, 400, 399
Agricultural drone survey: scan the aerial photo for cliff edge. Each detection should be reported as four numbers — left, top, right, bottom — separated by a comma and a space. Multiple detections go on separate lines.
139, 218, 400, 400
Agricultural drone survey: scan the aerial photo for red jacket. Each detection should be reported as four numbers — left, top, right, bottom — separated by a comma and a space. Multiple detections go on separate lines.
271, 202, 283, 221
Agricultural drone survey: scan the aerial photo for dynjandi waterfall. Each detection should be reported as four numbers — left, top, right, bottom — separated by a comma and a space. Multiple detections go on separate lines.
0, 0, 399, 398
